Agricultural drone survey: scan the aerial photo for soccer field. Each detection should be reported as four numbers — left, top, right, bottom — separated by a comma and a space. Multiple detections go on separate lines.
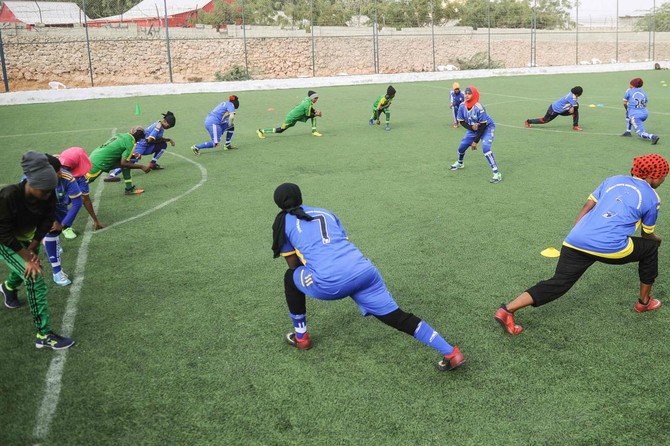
1, 70, 669, 445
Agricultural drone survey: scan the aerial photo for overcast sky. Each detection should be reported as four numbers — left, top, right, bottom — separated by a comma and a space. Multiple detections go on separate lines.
572, 0, 670, 20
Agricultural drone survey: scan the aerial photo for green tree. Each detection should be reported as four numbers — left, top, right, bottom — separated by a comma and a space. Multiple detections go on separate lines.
196, 0, 243, 28
635, 3, 670, 32
533, 0, 572, 30
457, 0, 571, 30
70, 0, 139, 19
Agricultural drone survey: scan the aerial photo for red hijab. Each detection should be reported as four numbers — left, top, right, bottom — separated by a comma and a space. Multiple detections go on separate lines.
464, 86, 480, 109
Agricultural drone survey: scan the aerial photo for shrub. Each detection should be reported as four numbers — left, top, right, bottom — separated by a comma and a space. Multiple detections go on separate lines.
214, 65, 251, 81
456, 52, 504, 70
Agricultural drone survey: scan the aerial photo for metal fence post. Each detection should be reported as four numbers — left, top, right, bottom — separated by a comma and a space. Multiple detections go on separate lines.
487, 1, 491, 69
575, 3, 579, 65
241, 0, 249, 78
530, 0, 537, 67
615, 0, 619, 62
82, 0, 94, 86
311, 0, 315, 77
164, 0, 173, 83
0, 29, 9, 92
431, 0, 436, 72
372, 0, 380, 74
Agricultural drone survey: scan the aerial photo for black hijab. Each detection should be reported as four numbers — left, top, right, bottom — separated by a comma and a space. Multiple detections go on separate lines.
272, 183, 314, 258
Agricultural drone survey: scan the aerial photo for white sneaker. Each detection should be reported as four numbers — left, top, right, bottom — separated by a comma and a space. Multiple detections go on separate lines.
191, 145, 200, 156
53, 271, 72, 287
490, 172, 502, 183
449, 162, 464, 170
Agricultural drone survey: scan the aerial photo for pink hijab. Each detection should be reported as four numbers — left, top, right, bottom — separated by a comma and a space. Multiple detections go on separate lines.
56, 147, 92, 178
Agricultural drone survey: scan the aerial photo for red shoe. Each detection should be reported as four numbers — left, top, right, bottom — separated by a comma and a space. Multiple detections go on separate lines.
573, 125, 583, 131
634, 298, 662, 313
124, 187, 145, 195
494, 306, 523, 335
524, 120, 531, 128
434, 346, 465, 371
286, 332, 312, 350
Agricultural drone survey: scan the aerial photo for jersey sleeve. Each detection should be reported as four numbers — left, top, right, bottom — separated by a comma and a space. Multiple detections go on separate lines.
456, 103, 466, 121
588, 180, 605, 203
122, 137, 136, 161
641, 191, 661, 233
145, 122, 162, 141
65, 175, 82, 200
279, 238, 296, 256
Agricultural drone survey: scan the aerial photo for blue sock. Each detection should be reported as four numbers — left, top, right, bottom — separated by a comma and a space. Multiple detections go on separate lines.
414, 321, 453, 356
196, 142, 215, 149
44, 234, 61, 274
109, 167, 122, 177
225, 130, 234, 145
289, 311, 307, 339
152, 148, 166, 163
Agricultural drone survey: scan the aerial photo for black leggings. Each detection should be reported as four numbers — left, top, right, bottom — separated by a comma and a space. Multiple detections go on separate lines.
528, 238, 659, 307
528, 104, 579, 126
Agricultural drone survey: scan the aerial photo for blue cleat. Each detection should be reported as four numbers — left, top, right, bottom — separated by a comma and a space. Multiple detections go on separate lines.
53, 271, 72, 287
35, 332, 75, 350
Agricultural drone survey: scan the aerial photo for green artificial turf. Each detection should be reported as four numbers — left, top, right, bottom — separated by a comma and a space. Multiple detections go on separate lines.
1, 70, 669, 445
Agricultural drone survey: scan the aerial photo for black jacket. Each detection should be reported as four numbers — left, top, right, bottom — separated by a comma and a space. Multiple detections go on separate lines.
0, 180, 56, 253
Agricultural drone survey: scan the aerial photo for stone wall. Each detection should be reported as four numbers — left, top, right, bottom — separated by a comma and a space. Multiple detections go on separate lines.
2, 26, 669, 91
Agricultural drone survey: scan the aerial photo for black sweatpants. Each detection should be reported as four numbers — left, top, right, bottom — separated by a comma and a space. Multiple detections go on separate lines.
528, 238, 659, 307
528, 104, 579, 126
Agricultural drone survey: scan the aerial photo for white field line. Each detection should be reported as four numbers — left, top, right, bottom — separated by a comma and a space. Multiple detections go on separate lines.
32, 179, 105, 442
94, 151, 208, 233
0, 128, 115, 139
32, 149, 207, 442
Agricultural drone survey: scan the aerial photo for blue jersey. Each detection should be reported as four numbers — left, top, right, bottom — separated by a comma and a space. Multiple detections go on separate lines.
623, 88, 649, 117
22, 168, 82, 226
551, 92, 579, 113
207, 101, 236, 126
55, 168, 82, 226
450, 90, 465, 109
279, 205, 373, 285
563, 175, 660, 258
457, 102, 495, 129
135, 120, 165, 153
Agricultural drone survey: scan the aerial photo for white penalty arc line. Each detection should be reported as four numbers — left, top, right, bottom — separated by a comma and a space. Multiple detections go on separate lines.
33, 149, 207, 442
94, 151, 208, 233
32, 180, 105, 442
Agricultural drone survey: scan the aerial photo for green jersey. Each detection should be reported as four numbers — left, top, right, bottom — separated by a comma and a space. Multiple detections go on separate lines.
285, 97, 315, 124
89, 133, 136, 171
373, 95, 393, 111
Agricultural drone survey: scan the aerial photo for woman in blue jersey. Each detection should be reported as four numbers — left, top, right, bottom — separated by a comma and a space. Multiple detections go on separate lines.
525, 86, 583, 131
495, 154, 668, 335
192, 95, 239, 154
272, 183, 465, 372
449, 82, 465, 128
448, 86, 502, 184
622, 77, 660, 144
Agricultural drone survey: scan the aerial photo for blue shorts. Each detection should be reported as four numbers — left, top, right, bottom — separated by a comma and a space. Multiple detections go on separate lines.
204, 118, 230, 145
135, 141, 167, 157
293, 265, 399, 316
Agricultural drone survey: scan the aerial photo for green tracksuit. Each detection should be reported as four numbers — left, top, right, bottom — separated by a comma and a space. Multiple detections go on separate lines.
0, 182, 56, 335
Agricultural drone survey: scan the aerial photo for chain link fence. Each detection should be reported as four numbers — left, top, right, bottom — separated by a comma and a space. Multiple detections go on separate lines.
0, 0, 668, 92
